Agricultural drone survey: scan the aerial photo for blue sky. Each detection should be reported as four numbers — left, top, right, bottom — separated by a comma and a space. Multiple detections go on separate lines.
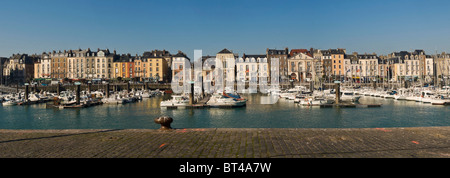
1, 0, 450, 58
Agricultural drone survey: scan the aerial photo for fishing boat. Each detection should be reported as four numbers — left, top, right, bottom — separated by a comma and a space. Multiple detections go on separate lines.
279, 90, 297, 99
420, 91, 435, 104
394, 94, 407, 100
340, 91, 361, 102
405, 92, 418, 101
28, 94, 40, 102
268, 88, 282, 96
207, 92, 247, 107
102, 94, 126, 104
160, 95, 189, 107
383, 90, 396, 99
299, 96, 333, 106
2, 99, 18, 106
280, 86, 308, 99
430, 98, 447, 105
293, 94, 306, 103
393, 89, 407, 100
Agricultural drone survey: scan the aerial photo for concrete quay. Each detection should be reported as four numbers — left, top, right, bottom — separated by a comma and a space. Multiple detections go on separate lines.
0, 127, 448, 158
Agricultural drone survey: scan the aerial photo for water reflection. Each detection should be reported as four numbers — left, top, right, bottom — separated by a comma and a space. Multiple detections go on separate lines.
0, 94, 449, 129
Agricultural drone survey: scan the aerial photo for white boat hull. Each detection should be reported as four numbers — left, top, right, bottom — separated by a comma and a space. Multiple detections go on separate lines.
431, 99, 446, 105
406, 96, 416, 101
2, 101, 17, 106
394, 95, 406, 100
160, 101, 189, 107
340, 96, 361, 102
208, 100, 246, 107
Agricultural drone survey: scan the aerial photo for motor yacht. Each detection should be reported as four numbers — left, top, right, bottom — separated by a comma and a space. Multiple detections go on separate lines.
207, 92, 247, 107
340, 91, 361, 102
160, 95, 189, 107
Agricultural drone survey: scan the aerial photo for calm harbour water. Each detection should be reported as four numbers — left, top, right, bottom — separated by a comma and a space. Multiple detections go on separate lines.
0, 94, 449, 129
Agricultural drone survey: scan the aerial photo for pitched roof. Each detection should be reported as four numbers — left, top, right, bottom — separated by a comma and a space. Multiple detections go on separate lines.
118, 54, 135, 62
172, 51, 190, 60
290, 49, 312, 57
357, 54, 378, 59
218, 48, 232, 54
413, 49, 425, 55
267, 48, 288, 55
143, 49, 171, 58
329, 49, 345, 54
345, 54, 358, 62
242, 53, 266, 59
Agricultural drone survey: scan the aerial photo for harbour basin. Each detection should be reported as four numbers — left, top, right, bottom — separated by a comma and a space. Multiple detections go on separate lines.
0, 94, 449, 130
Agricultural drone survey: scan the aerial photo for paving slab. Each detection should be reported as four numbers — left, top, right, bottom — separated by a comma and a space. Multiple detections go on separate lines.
0, 127, 448, 158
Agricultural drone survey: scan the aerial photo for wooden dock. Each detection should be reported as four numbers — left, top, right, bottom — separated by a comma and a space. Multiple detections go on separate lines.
185, 104, 209, 109
319, 104, 382, 108
186, 95, 211, 109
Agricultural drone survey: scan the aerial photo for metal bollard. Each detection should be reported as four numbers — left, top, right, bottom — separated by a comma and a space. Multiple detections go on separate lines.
154, 116, 173, 130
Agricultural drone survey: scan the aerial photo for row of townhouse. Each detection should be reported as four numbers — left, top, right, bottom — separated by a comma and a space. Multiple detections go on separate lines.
2, 48, 450, 86
0, 49, 173, 85
288, 49, 439, 84
32, 49, 172, 83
